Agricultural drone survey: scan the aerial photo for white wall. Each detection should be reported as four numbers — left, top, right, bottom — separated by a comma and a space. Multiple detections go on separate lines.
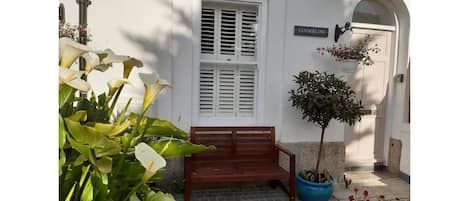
376, 0, 411, 176
61, 0, 410, 174
60, 0, 194, 129
278, 0, 357, 143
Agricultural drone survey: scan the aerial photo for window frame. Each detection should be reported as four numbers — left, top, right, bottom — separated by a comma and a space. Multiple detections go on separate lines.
191, 0, 267, 126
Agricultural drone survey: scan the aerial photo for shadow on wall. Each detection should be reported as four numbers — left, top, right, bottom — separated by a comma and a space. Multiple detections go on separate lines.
343, 43, 389, 168
120, 0, 193, 117
121, 0, 192, 73
120, 0, 194, 191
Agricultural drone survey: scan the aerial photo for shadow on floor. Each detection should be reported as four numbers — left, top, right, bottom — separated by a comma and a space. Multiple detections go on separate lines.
174, 170, 410, 201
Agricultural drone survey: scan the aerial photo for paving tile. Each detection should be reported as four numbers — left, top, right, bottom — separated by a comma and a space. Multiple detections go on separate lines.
175, 171, 409, 201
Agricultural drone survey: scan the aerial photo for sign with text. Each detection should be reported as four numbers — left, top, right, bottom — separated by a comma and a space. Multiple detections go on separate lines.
294, 26, 329, 37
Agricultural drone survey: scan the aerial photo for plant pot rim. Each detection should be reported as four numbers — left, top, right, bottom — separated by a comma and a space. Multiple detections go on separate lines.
296, 171, 333, 186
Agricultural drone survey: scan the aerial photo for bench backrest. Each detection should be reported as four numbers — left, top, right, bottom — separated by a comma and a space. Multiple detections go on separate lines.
190, 126, 276, 162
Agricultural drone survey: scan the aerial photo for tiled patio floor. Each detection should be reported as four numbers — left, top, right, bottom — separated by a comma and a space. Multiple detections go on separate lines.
174, 170, 410, 201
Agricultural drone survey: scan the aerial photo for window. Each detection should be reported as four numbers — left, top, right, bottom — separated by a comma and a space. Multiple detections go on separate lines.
199, 2, 259, 119
352, 0, 395, 26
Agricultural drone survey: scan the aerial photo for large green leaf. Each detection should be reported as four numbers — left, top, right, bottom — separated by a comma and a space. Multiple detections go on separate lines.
68, 135, 91, 161
64, 117, 120, 157
130, 193, 141, 201
90, 171, 110, 201
73, 154, 88, 167
65, 183, 76, 201
81, 176, 93, 201
95, 156, 112, 173
129, 113, 188, 140
59, 115, 67, 149
59, 85, 75, 109
79, 165, 91, 187
60, 166, 82, 200
59, 149, 66, 176
68, 110, 87, 122
92, 120, 132, 137
144, 191, 175, 201
148, 138, 215, 159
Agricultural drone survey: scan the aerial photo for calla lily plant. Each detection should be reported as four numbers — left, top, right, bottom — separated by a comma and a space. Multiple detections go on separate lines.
59, 37, 215, 201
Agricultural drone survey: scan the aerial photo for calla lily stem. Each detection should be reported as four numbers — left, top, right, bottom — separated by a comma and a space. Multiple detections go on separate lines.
123, 180, 145, 201
108, 86, 124, 117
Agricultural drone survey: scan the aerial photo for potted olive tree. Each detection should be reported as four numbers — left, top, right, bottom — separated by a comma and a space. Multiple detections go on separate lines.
289, 70, 363, 201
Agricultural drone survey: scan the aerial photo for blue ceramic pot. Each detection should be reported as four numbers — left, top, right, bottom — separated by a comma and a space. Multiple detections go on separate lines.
296, 172, 334, 201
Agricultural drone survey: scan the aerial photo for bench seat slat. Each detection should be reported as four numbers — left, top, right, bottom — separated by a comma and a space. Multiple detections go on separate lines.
191, 162, 289, 183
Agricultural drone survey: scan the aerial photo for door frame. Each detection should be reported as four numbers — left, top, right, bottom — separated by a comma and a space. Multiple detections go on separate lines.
349, 0, 410, 172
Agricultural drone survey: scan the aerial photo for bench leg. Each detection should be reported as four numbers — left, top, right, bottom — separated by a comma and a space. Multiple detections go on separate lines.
184, 180, 191, 201
289, 178, 296, 201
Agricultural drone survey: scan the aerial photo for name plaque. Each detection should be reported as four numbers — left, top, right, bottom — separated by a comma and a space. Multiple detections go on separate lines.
294, 26, 329, 37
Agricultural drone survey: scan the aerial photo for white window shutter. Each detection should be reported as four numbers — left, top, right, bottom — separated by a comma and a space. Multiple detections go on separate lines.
218, 9, 237, 61
239, 9, 258, 62
199, 64, 216, 116
199, 3, 258, 119
200, 8, 216, 60
237, 65, 255, 116
216, 65, 236, 116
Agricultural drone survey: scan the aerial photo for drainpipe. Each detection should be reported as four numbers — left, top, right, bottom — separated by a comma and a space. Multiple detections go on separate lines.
59, 3, 65, 24
76, 0, 92, 97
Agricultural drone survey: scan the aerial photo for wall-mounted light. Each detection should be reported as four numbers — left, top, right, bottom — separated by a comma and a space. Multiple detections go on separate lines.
334, 22, 352, 43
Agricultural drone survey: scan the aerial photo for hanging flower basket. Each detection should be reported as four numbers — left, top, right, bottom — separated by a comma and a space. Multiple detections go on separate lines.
339, 59, 359, 73
316, 35, 381, 73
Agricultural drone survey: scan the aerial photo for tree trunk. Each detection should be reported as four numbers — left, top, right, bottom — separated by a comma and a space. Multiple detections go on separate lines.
315, 127, 326, 173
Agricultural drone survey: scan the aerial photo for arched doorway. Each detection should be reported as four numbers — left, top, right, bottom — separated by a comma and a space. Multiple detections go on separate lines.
344, 0, 409, 170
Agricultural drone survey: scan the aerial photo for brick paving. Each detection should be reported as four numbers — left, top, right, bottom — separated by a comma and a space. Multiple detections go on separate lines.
174, 185, 291, 201
174, 171, 410, 201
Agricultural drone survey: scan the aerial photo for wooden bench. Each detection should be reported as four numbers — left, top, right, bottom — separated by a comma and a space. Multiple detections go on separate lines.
184, 126, 296, 201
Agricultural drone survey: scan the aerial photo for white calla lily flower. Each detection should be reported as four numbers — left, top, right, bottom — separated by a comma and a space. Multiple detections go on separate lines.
107, 79, 132, 98
59, 67, 91, 92
139, 72, 172, 112
123, 57, 143, 79
135, 142, 166, 181
59, 37, 93, 68
82, 52, 101, 74
89, 49, 143, 76
101, 49, 130, 64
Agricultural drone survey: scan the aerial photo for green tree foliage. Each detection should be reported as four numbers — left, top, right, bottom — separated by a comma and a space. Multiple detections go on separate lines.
289, 70, 362, 173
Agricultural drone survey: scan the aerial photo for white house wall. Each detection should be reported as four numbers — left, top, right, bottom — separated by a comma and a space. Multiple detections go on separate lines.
279, 0, 357, 143
60, 0, 410, 176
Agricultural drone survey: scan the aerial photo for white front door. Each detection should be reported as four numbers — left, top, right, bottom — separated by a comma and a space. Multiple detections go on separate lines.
344, 27, 394, 167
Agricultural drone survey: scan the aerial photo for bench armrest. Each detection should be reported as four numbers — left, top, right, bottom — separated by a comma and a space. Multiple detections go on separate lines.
184, 156, 193, 179
274, 144, 295, 157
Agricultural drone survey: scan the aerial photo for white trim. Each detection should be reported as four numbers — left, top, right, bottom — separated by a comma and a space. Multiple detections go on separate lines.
192, 0, 202, 125
352, 22, 396, 31
256, 0, 268, 124
192, 0, 266, 126
203, 0, 262, 6
201, 59, 257, 65
198, 117, 257, 126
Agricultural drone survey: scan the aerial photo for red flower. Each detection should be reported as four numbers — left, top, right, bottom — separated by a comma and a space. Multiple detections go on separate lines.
348, 195, 355, 201
363, 190, 368, 197
379, 195, 385, 199
366, 199, 370, 201
354, 188, 359, 192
